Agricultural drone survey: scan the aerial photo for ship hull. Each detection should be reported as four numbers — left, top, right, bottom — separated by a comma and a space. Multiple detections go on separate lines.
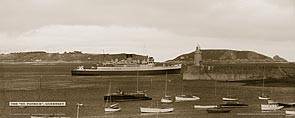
72, 68, 181, 76
104, 95, 152, 102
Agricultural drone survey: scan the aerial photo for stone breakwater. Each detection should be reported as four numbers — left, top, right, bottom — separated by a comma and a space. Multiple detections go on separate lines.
182, 62, 295, 81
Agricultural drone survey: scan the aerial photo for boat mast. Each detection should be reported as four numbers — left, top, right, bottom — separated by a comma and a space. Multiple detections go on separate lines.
106, 81, 112, 107
137, 71, 139, 92
262, 66, 265, 96
164, 71, 168, 97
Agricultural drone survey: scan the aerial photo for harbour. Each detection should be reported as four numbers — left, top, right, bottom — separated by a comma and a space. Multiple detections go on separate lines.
0, 63, 294, 118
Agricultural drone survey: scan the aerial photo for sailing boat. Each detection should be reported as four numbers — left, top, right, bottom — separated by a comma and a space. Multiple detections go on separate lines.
258, 66, 270, 100
161, 71, 173, 103
175, 80, 200, 102
222, 68, 238, 101
104, 81, 121, 112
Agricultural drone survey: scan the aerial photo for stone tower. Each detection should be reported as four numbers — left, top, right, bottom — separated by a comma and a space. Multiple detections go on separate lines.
194, 44, 202, 66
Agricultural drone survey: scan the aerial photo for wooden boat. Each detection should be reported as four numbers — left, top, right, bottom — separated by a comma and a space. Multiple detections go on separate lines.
286, 110, 295, 115
194, 105, 218, 109
261, 104, 284, 111
140, 107, 174, 113
175, 95, 200, 102
207, 107, 231, 113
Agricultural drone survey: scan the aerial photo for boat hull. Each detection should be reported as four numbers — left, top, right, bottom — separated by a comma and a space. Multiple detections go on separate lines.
161, 98, 173, 103
207, 108, 231, 113
220, 103, 248, 108
71, 68, 181, 76
175, 95, 200, 102
140, 107, 174, 113
286, 110, 295, 115
258, 96, 271, 100
261, 104, 284, 111
194, 105, 218, 109
104, 95, 152, 102
104, 107, 121, 112
222, 97, 238, 101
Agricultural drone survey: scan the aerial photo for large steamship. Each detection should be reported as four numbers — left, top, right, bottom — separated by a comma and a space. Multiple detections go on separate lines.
71, 55, 181, 76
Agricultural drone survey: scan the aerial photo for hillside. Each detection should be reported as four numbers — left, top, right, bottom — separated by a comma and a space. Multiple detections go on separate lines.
169, 49, 286, 63
0, 51, 148, 63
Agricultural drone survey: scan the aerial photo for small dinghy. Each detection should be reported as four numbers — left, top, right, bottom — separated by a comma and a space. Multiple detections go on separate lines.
222, 97, 238, 101
207, 107, 231, 113
140, 107, 174, 113
161, 96, 173, 103
258, 96, 271, 100
261, 104, 284, 111
194, 105, 218, 109
286, 110, 295, 115
175, 95, 200, 102
105, 103, 121, 112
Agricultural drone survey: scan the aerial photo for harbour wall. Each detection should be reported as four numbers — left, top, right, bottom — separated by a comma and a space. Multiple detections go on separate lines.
182, 62, 295, 81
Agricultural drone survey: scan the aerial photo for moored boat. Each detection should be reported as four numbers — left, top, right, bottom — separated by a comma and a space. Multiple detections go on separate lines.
207, 107, 231, 113
105, 103, 121, 112
286, 110, 295, 115
104, 90, 152, 102
194, 105, 218, 109
175, 95, 200, 102
161, 72, 173, 103
161, 96, 173, 103
258, 96, 271, 100
140, 107, 174, 113
104, 81, 121, 112
261, 104, 284, 111
220, 101, 248, 108
222, 97, 238, 101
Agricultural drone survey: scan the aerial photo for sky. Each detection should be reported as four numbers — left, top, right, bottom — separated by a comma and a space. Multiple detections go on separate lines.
0, 0, 294, 62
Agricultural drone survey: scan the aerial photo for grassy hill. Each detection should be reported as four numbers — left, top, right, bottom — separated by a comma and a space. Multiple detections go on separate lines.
169, 49, 285, 63
0, 51, 148, 63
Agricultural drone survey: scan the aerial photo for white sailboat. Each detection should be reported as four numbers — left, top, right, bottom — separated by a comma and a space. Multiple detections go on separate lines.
286, 110, 295, 115
258, 68, 270, 100
175, 80, 200, 102
222, 97, 238, 101
161, 72, 173, 103
104, 81, 121, 112
222, 69, 238, 101
140, 107, 174, 113
261, 104, 284, 111
194, 105, 218, 109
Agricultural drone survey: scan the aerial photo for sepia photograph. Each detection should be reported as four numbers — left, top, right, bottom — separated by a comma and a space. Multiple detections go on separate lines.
0, 0, 295, 118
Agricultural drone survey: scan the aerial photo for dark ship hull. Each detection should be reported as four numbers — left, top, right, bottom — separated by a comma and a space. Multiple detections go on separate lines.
219, 103, 248, 108
207, 108, 231, 113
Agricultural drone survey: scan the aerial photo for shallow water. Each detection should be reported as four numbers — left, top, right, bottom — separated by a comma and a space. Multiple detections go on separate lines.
0, 63, 294, 118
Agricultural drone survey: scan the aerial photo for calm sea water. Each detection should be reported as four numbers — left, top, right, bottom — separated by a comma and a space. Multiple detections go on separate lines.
0, 63, 294, 118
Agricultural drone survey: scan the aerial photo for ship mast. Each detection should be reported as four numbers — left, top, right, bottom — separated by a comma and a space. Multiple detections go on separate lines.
137, 71, 139, 92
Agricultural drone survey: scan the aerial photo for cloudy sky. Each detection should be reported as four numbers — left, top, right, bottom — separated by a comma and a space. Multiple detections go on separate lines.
0, 0, 294, 61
